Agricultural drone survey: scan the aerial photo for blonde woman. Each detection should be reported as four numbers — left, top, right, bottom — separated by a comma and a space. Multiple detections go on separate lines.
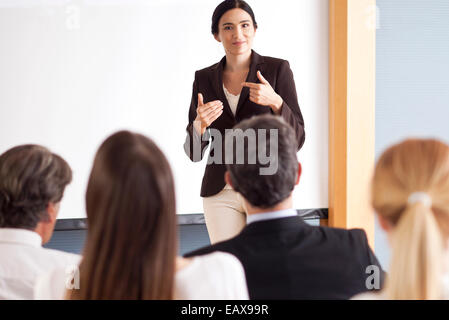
353, 138, 449, 300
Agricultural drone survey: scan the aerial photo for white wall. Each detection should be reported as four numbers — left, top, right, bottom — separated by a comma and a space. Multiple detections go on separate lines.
375, 0, 449, 269
0, 0, 328, 218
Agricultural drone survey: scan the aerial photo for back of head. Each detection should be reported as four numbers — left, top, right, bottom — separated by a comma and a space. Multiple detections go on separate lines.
225, 114, 299, 208
0, 145, 72, 230
69, 131, 177, 300
372, 139, 449, 299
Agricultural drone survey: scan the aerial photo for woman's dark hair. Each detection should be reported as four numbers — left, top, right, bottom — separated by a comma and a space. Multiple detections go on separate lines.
68, 131, 177, 300
211, 0, 258, 34
0, 145, 72, 229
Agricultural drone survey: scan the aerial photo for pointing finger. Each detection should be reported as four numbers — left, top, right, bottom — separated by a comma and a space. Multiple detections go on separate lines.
257, 70, 269, 84
241, 82, 260, 89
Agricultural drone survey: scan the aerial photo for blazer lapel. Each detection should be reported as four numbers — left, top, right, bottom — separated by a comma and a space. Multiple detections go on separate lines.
211, 56, 235, 119
211, 50, 266, 119
236, 50, 265, 115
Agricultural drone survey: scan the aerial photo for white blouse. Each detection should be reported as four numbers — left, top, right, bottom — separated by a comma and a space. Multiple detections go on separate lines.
223, 85, 240, 190
223, 84, 240, 116
34, 251, 249, 300
174, 251, 248, 300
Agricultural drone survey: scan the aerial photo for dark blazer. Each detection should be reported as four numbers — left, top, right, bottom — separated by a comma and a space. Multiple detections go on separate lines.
184, 50, 305, 197
185, 216, 385, 300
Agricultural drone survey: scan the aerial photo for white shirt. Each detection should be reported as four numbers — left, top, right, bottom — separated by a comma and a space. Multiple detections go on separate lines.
34, 251, 249, 300
223, 84, 240, 116
0, 228, 81, 300
246, 208, 298, 225
174, 252, 248, 300
223, 85, 241, 190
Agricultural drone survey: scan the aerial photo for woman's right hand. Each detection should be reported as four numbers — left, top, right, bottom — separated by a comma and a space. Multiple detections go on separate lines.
194, 93, 224, 135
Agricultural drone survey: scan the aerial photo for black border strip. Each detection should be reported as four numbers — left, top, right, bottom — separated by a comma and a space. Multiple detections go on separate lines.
54, 208, 328, 231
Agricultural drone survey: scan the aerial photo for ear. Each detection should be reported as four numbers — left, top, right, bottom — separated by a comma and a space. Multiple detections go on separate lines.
213, 33, 221, 43
377, 214, 392, 232
295, 162, 302, 186
225, 171, 233, 188
46, 202, 60, 224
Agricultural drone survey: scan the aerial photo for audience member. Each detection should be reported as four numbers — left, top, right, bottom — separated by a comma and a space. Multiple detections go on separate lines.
353, 139, 449, 300
0, 145, 80, 299
34, 131, 248, 299
185, 114, 384, 299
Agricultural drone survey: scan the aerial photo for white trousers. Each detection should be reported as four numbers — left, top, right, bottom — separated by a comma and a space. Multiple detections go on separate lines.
202, 187, 247, 244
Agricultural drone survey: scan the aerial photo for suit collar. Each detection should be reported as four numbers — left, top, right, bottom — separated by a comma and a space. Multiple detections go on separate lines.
239, 215, 310, 237
212, 50, 265, 117
246, 208, 297, 225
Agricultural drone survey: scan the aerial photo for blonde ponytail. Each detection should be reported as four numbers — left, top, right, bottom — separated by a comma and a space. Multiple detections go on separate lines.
385, 201, 444, 299
372, 139, 449, 300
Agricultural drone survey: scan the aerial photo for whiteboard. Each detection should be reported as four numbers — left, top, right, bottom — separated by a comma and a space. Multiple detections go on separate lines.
0, 0, 328, 218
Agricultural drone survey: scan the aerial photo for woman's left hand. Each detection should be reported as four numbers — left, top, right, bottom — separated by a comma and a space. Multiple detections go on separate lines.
242, 71, 283, 115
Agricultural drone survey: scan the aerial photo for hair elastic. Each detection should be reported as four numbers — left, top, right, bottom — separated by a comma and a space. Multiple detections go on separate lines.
407, 192, 432, 208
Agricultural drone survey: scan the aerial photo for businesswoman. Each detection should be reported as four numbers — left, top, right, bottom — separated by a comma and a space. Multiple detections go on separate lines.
184, 0, 305, 244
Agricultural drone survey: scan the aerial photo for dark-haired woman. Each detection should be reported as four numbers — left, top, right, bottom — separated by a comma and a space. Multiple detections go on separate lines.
184, 0, 305, 244
35, 131, 248, 299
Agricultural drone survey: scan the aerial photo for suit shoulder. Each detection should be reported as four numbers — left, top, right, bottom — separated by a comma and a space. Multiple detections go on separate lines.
183, 237, 237, 258
315, 225, 368, 246
195, 62, 219, 77
346, 228, 369, 244
309, 226, 375, 267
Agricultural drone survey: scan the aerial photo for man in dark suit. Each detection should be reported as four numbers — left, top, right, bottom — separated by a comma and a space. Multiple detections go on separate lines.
185, 114, 385, 299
